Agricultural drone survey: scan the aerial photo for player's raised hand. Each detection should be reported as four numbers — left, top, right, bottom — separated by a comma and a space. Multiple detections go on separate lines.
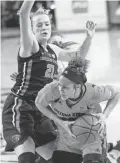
61, 121, 76, 138
86, 21, 97, 38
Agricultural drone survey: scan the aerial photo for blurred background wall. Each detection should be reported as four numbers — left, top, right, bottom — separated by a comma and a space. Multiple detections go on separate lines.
1, 0, 120, 32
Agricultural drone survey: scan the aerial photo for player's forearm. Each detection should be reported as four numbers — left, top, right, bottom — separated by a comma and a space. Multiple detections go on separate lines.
19, 0, 35, 15
103, 93, 120, 119
35, 102, 62, 125
78, 36, 92, 59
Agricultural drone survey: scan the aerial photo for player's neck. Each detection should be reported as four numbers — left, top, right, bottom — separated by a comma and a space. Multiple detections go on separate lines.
40, 42, 48, 52
66, 88, 81, 108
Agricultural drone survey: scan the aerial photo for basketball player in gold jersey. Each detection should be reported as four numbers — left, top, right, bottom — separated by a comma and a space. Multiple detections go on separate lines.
35, 57, 120, 163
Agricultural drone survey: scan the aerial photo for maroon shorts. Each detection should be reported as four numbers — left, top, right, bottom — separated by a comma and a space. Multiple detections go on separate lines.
2, 93, 57, 151
52, 150, 83, 163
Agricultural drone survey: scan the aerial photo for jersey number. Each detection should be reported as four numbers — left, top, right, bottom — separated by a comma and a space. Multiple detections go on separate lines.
45, 64, 54, 78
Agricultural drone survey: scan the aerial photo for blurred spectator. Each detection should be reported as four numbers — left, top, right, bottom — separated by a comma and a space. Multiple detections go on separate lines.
115, 1, 120, 15
47, 0, 56, 29
1, 1, 22, 28
1, 1, 56, 29
32, 1, 47, 12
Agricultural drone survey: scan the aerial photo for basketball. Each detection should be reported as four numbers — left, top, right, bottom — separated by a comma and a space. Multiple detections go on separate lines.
71, 114, 101, 146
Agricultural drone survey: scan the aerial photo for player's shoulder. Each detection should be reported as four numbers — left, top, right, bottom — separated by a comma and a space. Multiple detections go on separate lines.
46, 81, 60, 99
48, 43, 62, 55
85, 82, 96, 91
48, 43, 64, 57
48, 43, 58, 48
49, 81, 58, 89
44, 81, 58, 89
84, 82, 97, 99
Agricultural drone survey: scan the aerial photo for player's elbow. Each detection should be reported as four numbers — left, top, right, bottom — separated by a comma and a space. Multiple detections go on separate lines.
112, 86, 120, 96
35, 96, 41, 110
115, 92, 120, 100
18, 8, 30, 17
116, 89, 120, 95
35, 96, 45, 111
110, 92, 120, 103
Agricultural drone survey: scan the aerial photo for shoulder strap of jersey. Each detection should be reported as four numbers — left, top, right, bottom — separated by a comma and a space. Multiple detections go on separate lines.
48, 44, 62, 59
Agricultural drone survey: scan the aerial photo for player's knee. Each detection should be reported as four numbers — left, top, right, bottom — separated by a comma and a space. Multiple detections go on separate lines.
15, 136, 35, 156
18, 152, 35, 163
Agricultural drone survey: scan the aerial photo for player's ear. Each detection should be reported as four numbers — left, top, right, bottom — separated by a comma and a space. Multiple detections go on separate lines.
76, 84, 81, 89
73, 83, 80, 90
73, 83, 77, 90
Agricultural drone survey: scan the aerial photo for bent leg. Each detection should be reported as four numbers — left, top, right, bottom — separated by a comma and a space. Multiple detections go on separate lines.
15, 136, 35, 163
34, 112, 57, 161
2, 94, 36, 162
34, 113, 57, 147
36, 140, 56, 160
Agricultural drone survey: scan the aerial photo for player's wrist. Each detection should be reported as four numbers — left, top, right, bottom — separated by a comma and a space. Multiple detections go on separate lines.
53, 116, 63, 125
86, 32, 93, 38
103, 111, 108, 120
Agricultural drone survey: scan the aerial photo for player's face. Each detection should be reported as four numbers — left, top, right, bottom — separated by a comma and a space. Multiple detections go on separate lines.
59, 76, 75, 100
32, 14, 51, 42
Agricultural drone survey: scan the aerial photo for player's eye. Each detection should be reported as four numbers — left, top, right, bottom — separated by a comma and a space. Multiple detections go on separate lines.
37, 23, 42, 27
45, 23, 50, 26
58, 83, 68, 90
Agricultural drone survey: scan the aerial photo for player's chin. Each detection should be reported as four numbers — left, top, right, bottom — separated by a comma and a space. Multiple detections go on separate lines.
41, 36, 49, 41
40, 34, 50, 41
61, 95, 67, 100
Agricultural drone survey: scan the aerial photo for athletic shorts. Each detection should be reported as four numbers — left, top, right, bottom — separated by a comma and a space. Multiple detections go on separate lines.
2, 93, 57, 151
55, 140, 104, 162
52, 150, 83, 163
82, 140, 105, 163
55, 124, 107, 162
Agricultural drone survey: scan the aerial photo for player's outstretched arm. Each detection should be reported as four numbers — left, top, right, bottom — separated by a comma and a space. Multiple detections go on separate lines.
51, 21, 96, 62
90, 85, 120, 138
92, 85, 120, 119
18, 0, 38, 57
35, 83, 76, 138
35, 83, 62, 124
103, 86, 120, 119
78, 21, 96, 59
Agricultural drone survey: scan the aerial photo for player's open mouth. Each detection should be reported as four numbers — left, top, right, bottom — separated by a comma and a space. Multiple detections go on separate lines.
42, 32, 48, 36
61, 94, 66, 98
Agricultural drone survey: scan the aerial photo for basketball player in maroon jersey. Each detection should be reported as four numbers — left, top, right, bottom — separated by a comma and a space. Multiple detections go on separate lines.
35, 57, 120, 163
2, 1, 96, 163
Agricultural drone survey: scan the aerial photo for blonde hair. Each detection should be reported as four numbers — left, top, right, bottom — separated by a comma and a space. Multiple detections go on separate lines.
31, 7, 52, 21
68, 57, 90, 75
